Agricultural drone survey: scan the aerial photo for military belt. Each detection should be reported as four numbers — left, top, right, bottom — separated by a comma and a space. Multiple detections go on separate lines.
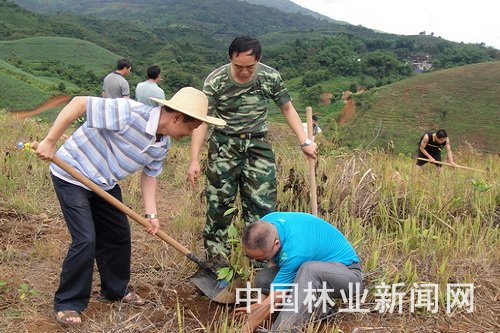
214, 130, 267, 139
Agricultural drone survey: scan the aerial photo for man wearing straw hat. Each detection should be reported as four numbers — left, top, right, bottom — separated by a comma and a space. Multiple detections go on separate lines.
35, 87, 225, 326
187, 36, 318, 260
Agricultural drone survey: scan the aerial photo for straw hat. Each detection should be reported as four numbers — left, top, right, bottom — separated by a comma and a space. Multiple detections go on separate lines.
150, 87, 226, 126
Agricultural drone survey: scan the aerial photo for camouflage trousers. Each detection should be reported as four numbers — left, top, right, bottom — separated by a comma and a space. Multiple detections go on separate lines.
203, 132, 276, 259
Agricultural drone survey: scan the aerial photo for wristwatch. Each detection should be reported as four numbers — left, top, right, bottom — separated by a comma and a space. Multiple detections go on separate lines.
299, 138, 313, 148
144, 213, 158, 219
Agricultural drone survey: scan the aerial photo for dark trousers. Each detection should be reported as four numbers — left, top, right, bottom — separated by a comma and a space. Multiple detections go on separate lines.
416, 149, 442, 167
51, 175, 131, 312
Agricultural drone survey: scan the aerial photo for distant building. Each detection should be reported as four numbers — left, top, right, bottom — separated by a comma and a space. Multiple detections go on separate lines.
413, 61, 433, 73
411, 53, 433, 72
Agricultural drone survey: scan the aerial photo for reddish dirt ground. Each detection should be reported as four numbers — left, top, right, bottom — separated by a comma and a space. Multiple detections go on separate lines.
11, 96, 71, 119
338, 91, 356, 126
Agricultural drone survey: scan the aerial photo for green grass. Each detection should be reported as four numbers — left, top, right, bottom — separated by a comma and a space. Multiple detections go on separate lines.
0, 36, 122, 74
336, 61, 500, 154
0, 71, 49, 110
33, 106, 64, 123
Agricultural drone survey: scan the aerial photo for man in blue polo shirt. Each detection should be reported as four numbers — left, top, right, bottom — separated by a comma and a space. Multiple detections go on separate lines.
237, 212, 363, 332
35, 87, 225, 326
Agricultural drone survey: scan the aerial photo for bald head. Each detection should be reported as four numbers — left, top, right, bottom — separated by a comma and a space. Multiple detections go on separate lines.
242, 221, 276, 250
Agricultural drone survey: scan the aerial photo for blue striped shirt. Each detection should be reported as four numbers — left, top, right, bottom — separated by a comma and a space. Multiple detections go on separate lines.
50, 97, 171, 190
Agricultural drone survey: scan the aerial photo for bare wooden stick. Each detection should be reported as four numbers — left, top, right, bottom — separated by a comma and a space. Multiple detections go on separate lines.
417, 158, 486, 173
306, 107, 318, 215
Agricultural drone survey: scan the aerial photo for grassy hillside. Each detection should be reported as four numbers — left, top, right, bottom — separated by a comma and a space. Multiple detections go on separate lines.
0, 36, 128, 110
335, 61, 500, 154
11, 0, 367, 37
0, 60, 55, 110
0, 37, 122, 73
0, 71, 49, 110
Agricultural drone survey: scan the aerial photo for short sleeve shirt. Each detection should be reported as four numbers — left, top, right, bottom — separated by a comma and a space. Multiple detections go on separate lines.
203, 63, 292, 134
135, 81, 166, 106
50, 97, 170, 190
262, 212, 361, 290
103, 71, 130, 98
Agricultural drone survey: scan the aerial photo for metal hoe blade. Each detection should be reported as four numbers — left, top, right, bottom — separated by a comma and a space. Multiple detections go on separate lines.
189, 254, 242, 304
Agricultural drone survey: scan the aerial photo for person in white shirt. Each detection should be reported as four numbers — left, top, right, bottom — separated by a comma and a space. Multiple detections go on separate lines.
302, 114, 322, 138
135, 65, 166, 106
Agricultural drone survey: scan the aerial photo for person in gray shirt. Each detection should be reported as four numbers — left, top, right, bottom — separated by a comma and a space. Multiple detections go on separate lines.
102, 59, 132, 98
135, 65, 166, 106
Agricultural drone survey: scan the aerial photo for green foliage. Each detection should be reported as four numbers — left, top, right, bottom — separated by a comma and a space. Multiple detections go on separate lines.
0, 70, 49, 110
302, 70, 329, 87
337, 61, 500, 154
471, 179, 492, 193
0, 37, 122, 73
362, 50, 408, 84
433, 45, 495, 69
216, 266, 235, 283
299, 85, 323, 107
18, 283, 39, 300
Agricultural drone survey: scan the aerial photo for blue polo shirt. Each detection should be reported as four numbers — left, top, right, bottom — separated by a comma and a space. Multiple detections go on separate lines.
51, 97, 171, 190
262, 212, 360, 289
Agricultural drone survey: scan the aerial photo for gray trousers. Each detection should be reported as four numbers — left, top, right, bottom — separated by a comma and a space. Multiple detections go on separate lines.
255, 261, 363, 332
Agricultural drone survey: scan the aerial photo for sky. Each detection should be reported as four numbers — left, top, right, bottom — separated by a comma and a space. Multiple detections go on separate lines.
289, 0, 500, 50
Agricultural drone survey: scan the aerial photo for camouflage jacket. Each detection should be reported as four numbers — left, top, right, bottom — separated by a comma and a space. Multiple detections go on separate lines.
203, 63, 292, 134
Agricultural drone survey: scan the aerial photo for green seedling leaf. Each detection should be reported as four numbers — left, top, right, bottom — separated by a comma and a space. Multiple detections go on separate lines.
471, 179, 492, 192
228, 224, 238, 239
226, 269, 235, 282
18, 283, 29, 293
223, 207, 238, 216
217, 266, 231, 280
217, 266, 235, 282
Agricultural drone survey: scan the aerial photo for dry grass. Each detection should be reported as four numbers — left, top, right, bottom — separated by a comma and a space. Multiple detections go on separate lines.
0, 113, 498, 332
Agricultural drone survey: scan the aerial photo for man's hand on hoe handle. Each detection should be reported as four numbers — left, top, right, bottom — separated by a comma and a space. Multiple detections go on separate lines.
33, 140, 57, 161
301, 143, 318, 159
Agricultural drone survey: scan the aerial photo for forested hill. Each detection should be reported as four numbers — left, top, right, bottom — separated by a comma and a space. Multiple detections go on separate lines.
2, 0, 499, 153
3, 0, 498, 92
10, 0, 372, 38
239, 0, 339, 22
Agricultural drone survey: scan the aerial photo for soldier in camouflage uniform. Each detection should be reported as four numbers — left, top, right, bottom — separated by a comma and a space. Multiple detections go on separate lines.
187, 36, 317, 258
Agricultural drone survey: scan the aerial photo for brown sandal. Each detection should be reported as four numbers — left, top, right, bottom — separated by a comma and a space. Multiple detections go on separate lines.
53, 310, 82, 326
121, 291, 145, 306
